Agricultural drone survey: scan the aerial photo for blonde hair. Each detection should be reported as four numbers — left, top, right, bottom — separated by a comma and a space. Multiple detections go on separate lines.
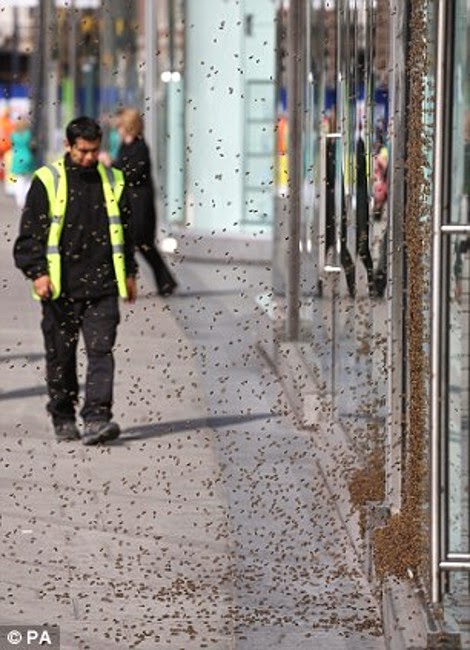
117, 107, 143, 138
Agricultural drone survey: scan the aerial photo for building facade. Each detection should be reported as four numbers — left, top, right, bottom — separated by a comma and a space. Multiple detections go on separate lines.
267, 0, 469, 645
4, 0, 277, 256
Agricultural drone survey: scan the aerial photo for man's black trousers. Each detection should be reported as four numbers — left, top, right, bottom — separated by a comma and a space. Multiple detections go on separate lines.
41, 294, 120, 425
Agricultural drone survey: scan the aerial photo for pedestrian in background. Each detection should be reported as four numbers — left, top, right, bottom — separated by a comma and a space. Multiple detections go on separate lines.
100, 106, 177, 297
10, 116, 36, 209
13, 116, 138, 445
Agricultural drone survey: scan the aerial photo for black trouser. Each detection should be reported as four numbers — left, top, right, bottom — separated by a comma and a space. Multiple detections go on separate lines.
137, 242, 176, 294
41, 294, 120, 425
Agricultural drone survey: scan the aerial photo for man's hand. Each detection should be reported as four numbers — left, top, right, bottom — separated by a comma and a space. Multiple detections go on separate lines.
33, 275, 54, 300
125, 276, 137, 304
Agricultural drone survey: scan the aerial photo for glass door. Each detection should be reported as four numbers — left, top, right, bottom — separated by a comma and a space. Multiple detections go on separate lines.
328, 0, 389, 439
437, 0, 470, 607
310, 0, 359, 415
305, 0, 389, 440
308, 0, 338, 398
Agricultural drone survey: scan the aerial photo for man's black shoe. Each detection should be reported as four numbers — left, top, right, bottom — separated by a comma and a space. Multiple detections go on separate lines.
158, 281, 177, 297
82, 420, 120, 446
54, 421, 81, 441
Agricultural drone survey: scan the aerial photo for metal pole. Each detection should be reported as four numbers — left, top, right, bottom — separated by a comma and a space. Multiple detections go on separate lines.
12, 7, 20, 83
69, 0, 77, 117
38, 0, 56, 161
286, 0, 303, 341
144, 0, 158, 187
30, 2, 44, 163
99, 2, 112, 118
168, 0, 175, 71
45, 0, 58, 159
431, 0, 448, 604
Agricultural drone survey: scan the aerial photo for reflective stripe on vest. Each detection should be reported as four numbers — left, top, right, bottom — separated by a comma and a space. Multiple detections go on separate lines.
33, 158, 127, 300
96, 163, 127, 299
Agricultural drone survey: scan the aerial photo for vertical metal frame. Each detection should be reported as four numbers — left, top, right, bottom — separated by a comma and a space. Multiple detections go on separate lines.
144, 0, 158, 193
385, 0, 408, 514
431, 0, 470, 604
430, 0, 448, 603
286, 0, 305, 340
431, 0, 447, 602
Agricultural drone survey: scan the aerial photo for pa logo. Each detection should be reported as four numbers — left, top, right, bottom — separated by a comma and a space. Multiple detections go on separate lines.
6, 629, 53, 646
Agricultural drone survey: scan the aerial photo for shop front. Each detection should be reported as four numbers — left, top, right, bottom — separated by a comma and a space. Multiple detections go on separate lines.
272, 0, 470, 642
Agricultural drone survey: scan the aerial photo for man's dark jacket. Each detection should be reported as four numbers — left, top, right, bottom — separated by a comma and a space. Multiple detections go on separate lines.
13, 154, 137, 300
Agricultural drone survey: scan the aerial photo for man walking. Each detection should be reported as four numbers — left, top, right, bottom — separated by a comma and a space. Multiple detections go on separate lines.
13, 116, 137, 445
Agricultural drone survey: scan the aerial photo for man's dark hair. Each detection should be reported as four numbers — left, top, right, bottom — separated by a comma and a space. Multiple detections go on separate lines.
66, 116, 102, 145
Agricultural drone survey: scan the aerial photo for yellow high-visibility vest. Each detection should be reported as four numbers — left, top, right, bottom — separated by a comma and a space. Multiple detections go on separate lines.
33, 158, 128, 299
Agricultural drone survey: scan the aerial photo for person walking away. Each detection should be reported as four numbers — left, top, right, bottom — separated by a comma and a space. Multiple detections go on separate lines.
101, 106, 177, 296
13, 116, 138, 445
10, 116, 36, 209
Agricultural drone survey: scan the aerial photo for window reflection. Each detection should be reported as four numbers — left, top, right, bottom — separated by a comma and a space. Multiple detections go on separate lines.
446, 0, 470, 581
451, 1, 470, 224
447, 235, 470, 560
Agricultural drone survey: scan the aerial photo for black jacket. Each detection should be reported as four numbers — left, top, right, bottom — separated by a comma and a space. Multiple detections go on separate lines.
113, 137, 156, 245
13, 154, 137, 300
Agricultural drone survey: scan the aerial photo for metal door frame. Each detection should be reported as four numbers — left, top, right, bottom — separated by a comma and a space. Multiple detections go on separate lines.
431, 0, 470, 604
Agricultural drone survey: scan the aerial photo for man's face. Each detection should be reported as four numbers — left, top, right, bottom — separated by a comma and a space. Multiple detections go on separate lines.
66, 136, 101, 167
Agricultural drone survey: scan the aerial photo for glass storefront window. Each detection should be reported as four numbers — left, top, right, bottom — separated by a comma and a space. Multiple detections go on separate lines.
447, 235, 470, 561
439, 0, 470, 607
450, 0, 470, 226
272, 0, 391, 434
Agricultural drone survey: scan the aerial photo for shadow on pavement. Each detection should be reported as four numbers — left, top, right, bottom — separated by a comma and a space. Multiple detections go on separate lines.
0, 385, 47, 400
0, 352, 44, 362
137, 288, 242, 301
117, 411, 280, 443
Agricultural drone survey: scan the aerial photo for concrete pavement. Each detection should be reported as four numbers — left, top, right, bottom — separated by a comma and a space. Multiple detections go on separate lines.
0, 186, 386, 649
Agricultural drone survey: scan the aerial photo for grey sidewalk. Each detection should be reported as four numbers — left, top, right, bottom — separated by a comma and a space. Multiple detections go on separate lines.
0, 186, 386, 649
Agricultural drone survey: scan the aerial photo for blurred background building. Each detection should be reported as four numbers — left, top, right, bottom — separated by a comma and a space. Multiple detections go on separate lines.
0, 0, 276, 259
